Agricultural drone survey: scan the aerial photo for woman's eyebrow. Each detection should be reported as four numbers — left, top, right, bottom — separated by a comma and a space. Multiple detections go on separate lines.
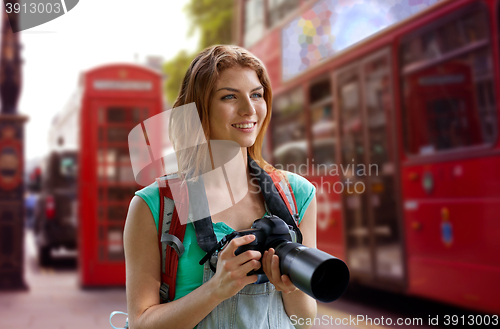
216, 86, 263, 93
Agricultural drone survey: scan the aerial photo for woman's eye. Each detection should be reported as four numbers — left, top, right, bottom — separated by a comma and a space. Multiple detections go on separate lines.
222, 94, 235, 100
251, 93, 263, 98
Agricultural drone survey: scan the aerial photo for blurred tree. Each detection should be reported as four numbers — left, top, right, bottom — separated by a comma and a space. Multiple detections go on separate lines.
185, 0, 233, 49
163, 50, 193, 104
163, 0, 233, 104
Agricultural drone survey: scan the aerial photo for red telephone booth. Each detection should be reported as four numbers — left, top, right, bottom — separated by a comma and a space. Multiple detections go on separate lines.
78, 64, 163, 286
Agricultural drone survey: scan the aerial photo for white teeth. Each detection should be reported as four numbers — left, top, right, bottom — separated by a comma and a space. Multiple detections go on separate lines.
232, 123, 255, 129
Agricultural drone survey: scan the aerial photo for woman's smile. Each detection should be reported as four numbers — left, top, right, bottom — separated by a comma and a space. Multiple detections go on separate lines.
231, 121, 257, 132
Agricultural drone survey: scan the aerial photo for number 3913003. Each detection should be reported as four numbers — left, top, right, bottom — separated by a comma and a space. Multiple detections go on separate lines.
5, 2, 62, 14
443, 315, 498, 326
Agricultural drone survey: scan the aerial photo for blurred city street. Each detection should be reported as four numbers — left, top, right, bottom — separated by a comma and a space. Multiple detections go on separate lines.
0, 230, 127, 329
0, 230, 471, 329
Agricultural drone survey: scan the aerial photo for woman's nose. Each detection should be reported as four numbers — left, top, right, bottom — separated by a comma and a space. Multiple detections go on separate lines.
238, 96, 256, 116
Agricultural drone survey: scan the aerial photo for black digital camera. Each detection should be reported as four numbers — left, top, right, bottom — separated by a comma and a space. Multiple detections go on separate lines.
202, 215, 350, 303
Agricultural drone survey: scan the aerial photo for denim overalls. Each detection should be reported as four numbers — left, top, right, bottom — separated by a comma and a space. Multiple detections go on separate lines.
196, 262, 296, 329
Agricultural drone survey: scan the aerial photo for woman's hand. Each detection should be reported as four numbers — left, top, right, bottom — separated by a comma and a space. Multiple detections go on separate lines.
209, 235, 262, 301
262, 248, 298, 294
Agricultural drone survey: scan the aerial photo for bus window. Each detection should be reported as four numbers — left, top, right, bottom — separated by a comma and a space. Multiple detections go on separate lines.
310, 79, 336, 173
401, 5, 497, 155
364, 55, 402, 279
462, 10, 488, 42
60, 156, 77, 178
340, 80, 363, 166
44, 151, 78, 189
422, 30, 440, 60
337, 69, 372, 274
336, 51, 402, 280
271, 88, 307, 172
402, 37, 424, 67
437, 20, 464, 54
267, 0, 300, 28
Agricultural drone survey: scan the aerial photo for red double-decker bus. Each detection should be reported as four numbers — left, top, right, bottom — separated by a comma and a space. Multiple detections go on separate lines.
237, 0, 500, 314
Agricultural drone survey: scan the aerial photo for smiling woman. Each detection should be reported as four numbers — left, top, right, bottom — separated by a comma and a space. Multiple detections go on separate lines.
124, 45, 318, 329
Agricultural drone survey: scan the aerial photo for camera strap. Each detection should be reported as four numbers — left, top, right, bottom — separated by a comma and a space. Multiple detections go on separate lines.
198, 231, 238, 268
192, 154, 302, 256
185, 176, 217, 253
248, 156, 303, 244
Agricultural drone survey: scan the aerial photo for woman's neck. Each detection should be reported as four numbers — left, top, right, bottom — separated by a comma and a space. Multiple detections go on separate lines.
196, 146, 253, 216
200, 146, 249, 189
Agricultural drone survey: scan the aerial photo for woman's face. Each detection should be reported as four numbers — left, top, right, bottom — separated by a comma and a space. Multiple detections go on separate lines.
209, 66, 267, 148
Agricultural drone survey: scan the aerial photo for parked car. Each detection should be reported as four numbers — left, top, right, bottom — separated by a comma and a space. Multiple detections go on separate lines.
34, 151, 78, 266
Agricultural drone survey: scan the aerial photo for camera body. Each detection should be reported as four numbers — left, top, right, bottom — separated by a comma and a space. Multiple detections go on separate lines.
232, 215, 297, 276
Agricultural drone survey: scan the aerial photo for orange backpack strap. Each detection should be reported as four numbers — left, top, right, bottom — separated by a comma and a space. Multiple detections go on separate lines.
156, 173, 188, 303
267, 170, 300, 227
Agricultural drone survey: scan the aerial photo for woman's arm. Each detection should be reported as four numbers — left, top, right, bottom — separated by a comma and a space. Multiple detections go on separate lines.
262, 195, 318, 329
124, 196, 262, 329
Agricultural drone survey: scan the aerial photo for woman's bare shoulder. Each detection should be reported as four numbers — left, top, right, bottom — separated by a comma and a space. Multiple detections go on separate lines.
128, 195, 152, 216
124, 196, 157, 248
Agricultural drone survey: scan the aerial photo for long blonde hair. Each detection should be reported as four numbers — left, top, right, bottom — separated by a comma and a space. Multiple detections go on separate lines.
169, 45, 282, 180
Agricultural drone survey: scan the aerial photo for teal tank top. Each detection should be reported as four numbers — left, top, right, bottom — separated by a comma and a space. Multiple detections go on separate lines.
135, 171, 316, 301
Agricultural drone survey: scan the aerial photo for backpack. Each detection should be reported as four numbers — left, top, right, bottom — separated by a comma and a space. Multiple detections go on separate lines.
157, 156, 301, 303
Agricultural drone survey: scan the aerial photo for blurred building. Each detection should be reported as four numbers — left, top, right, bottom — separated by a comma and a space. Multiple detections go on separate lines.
48, 87, 83, 153
0, 1, 27, 290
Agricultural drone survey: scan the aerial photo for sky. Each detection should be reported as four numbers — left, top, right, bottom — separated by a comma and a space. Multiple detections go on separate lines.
16, 0, 199, 163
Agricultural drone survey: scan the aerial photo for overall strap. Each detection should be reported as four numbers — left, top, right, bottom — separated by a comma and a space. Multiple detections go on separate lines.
156, 173, 188, 303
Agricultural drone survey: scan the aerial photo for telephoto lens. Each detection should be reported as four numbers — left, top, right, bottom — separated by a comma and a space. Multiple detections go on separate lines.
275, 242, 349, 303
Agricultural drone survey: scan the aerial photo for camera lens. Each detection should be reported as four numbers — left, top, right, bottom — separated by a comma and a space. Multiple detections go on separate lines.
275, 242, 349, 303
